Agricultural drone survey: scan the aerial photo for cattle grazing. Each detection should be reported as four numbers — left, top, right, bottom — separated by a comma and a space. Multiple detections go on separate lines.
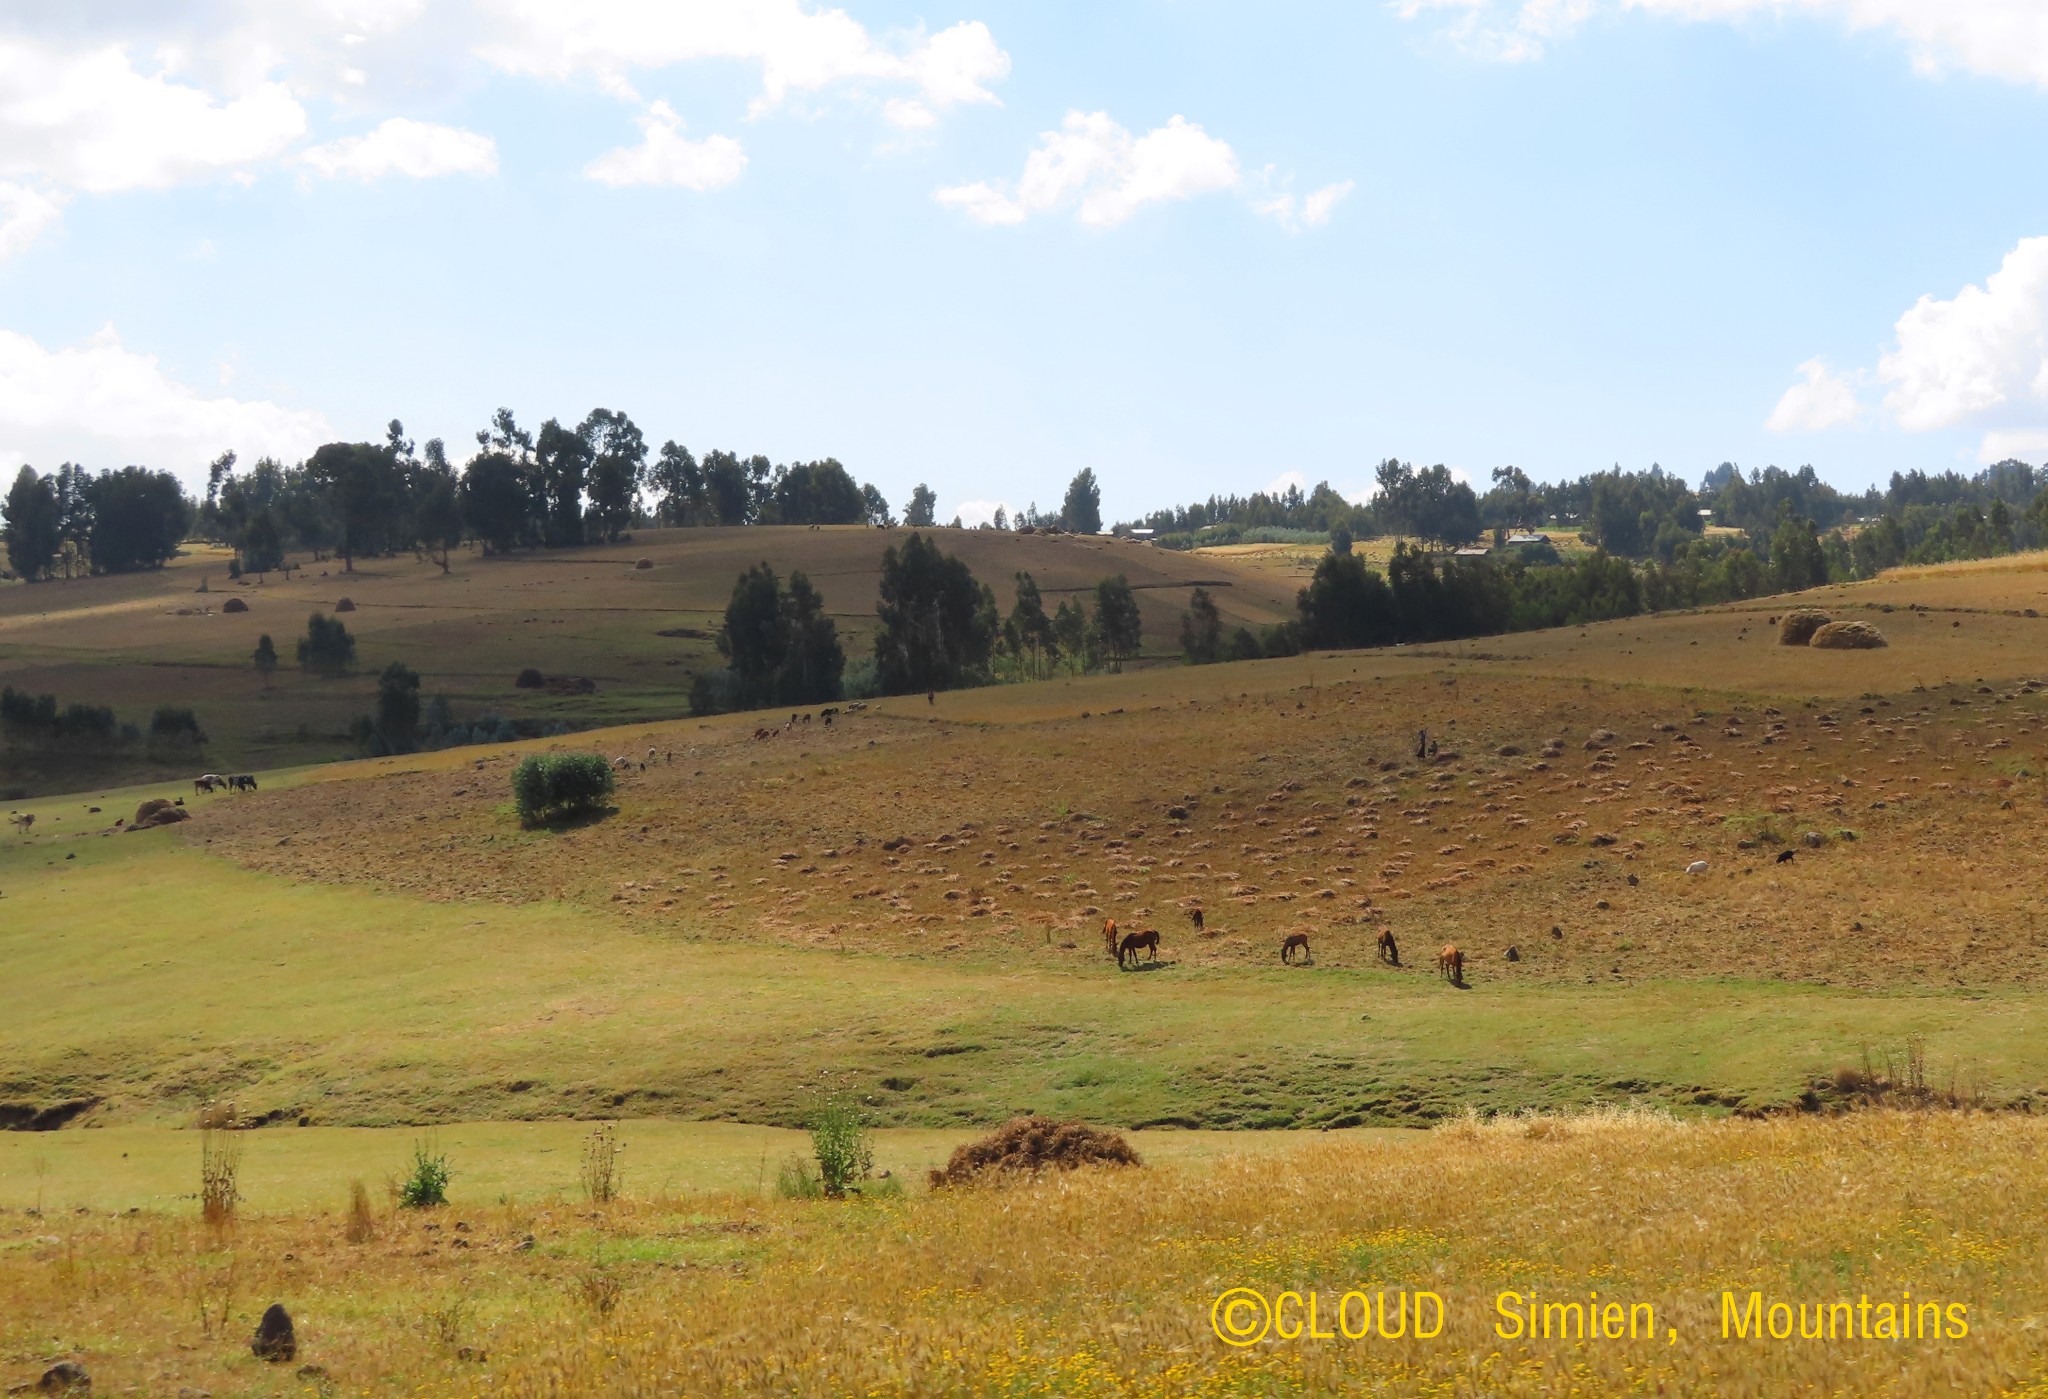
1415, 728, 1428, 760
1117, 929, 1161, 968
1280, 932, 1311, 964
228, 774, 258, 792
8, 813, 33, 835
1438, 944, 1464, 984
1376, 927, 1399, 965
1102, 917, 1119, 959
1186, 908, 1205, 932
927, 691, 936, 705
1685, 859, 1710, 876
648, 747, 658, 762
1775, 849, 1795, 864
194, 774, 226, 794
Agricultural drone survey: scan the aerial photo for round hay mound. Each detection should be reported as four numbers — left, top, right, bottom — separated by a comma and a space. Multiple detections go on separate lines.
221, 597, 249, 613
634, 558, 654, 570
514, 667, 545, 689
1778, 608, 1831, 645
333, 597, 356, 613
130, 798, 191, 830
928, 1115, 1141, 1189
1809, 620, 1887, 650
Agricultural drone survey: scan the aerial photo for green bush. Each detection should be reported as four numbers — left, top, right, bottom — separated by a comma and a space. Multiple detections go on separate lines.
809, 1089, 874, 1198
511, 752, 616, 826
398, 1140, 451, 1209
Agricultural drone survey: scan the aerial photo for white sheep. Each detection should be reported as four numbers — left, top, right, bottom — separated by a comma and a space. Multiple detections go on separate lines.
1685, 859, 1709, 875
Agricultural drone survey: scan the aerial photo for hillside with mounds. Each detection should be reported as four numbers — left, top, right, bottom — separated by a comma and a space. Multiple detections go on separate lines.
5, 551, 2048, 1133
0, 525, 1298, 795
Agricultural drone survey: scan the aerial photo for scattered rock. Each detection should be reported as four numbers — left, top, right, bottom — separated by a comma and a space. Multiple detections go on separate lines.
34, 1362, 89, 1396
252, 1303, 296, 1362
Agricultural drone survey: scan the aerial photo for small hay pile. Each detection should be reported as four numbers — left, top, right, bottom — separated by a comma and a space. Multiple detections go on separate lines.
1778, 609, 1830, 645
928, 1116, 1141, 1189
130, 799, 190, 830
514, 668, 545, 689
334, 597, 357, 613
1810, 620, 1887, 649
221, 597, 249, 613
634, 558, 654, 570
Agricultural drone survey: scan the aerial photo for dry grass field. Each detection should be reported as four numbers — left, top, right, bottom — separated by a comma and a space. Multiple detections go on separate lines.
0, 526, 1299, 792
5, 549, 2048, 1395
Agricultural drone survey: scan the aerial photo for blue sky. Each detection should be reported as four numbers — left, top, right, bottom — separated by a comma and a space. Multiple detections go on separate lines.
3, 1, 2047, 525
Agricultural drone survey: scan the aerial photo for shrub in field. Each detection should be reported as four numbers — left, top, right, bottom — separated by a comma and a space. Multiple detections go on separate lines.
398, 1140, 451, 1209
808, 1089, 874, 1198
200, 1126, 241, 1226
511, 753, 615, 826
582, 1121, 623, 1205
346, 1179, 375, 1243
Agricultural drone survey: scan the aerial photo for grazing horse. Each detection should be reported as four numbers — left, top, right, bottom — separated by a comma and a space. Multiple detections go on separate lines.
7, 812, 32, 835
1101, 917, 1119, 959
1186, 908, 1205, 933
1117, 930, 1161, 969
1376, 928, 1400, 966
1438, 944, 1464, 984
1280, 932, 1310, 964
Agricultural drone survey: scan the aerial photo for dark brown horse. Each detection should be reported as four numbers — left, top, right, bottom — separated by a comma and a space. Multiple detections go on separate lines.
1280, 932, 1310, 964
1376, 928, 1400, 966
1117, 930, 1161, 968
1186, 908, 1205, 933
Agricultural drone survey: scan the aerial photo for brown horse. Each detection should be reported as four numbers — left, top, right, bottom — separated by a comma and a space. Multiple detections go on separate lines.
1117, 930, 1161, 968
1376, 928, 1400, 966
1280, 932, 1310, 964
1187, 908, 1205, 933
1102, 917, 1120, 960
1438, 944, 1464, 984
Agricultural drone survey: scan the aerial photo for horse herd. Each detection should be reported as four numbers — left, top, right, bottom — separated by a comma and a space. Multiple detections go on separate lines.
193, 774, 258, 794
1098, 913, 1470, 985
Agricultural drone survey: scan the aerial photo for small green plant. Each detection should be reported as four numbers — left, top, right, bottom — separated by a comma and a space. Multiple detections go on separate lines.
581, 1121, 623, 1205
398, 1139, 452, 1209
774, 1155, 823, 1199
511, 752, 616, 826
808, 1086, 874, 1199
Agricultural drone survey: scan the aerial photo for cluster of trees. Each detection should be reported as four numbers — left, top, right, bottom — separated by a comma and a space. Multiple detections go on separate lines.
689, 563, 847, 715
3, 464, 189, 581
0, 685, 205, 756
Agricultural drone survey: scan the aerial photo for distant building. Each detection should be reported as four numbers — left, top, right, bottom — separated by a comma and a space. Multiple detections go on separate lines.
1128, 527, 1155, 540
1454, 546, 1490, 557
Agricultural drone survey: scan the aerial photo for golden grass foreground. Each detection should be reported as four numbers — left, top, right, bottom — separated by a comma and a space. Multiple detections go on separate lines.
5, 1111, 2046, 1398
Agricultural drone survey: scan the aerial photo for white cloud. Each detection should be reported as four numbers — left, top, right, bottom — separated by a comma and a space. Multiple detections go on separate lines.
1769, 236, 2048, 459
584, 101, 747, 190
474, 2, 1009, 115
1265, 470, 1310, 495
0, 324, 332, 488
1979, 429, 2048, 462
936, 110, 1240, 228
302, 117, 498, 179
0, 181, 65, 259
952, 498, 1016, 527
1254, 178, 1355, 233
1766, 357, 1863, 432
1878, 236, 2048, 432
1393, 0, 2048, 86
0, 38, 306, 193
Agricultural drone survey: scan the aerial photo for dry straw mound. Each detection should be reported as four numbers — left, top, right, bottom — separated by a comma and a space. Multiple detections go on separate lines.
1777, 608, 1831, 645
928, 1116, 1141, 1188
334, 597, 357, 612
1809, 620, 1888, 649
221, 597, 249, 613
130, 799, 191, 830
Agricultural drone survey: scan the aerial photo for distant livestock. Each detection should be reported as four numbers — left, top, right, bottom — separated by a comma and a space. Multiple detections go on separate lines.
1376, 928, 1400, 966
1438, 944, 1464, 984
1101, 917, 1119, 959
1186, 908, 1205, 932
1775, 849, 1796, 864
1280, 932, 1311, 964
228, 774, 258, 792
194, 774, 227, 794
8, 813, 32, 835
1117, 929, 1161, 969
1685, 860, 1709, 876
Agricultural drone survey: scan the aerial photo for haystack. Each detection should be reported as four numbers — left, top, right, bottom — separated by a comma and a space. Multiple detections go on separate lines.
515, 668, 545, 689
634, 558, 654, 570
1778, 608, 1831, 645
1809, 620, 1887, 649
334, 597, 357, 613
130, 799, 191, 830
221, 597, 249, 613
928, 1116, 1141, 1189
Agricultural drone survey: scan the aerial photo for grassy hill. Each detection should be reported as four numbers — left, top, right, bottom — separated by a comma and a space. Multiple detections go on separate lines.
0, 526, 1299, 795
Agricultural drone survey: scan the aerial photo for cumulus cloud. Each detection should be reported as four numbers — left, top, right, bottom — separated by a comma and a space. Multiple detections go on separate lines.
1766, 357, 1864, 432
936, 111, 1240, 228
951, 498, 1016, 527
1768, 237, 2048, 460
303, 117, 498, 179
474, 1, 1009, 115
0, 38, 306, 193
584, 101, 747, 189
1253, 178, 1355, 233
1394, 0, 2048, 86
0, 181, 65, 259
0, 324, 332, 488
